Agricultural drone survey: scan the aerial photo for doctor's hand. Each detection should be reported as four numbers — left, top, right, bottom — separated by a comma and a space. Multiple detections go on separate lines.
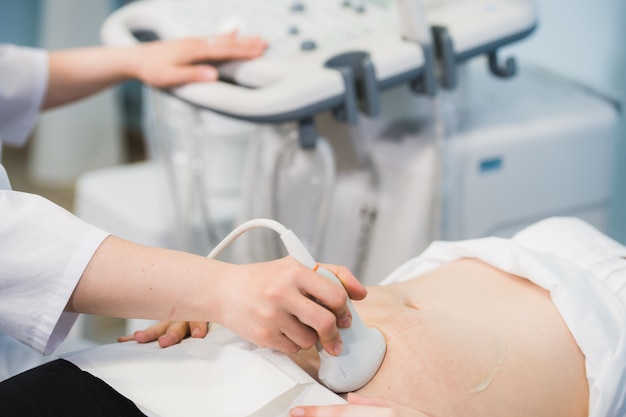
290, 393, 430, 417
130, 31, 268, 88
118, 258, 366, 354
43, 31, 267, 109
216, 258, 367, 355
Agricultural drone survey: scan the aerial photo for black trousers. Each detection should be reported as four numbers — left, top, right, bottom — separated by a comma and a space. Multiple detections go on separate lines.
0, 359, 147, 417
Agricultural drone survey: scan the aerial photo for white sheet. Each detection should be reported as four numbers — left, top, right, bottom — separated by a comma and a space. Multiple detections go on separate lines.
513, 217, 626, 308
65, 326, 344, 417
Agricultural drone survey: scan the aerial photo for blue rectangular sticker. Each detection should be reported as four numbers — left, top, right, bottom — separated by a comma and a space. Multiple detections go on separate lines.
479, 157, 503, 173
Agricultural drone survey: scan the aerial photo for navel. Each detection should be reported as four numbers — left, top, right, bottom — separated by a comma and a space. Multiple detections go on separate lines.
402, 297, 420, 310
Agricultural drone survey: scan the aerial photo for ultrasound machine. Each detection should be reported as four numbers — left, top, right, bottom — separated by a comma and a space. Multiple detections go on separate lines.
75, 0, 620, 287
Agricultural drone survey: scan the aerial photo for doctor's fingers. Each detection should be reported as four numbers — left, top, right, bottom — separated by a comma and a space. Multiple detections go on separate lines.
290, 295, 348, 356
167, 35, 267, 67
148, 65, 219, 88
277, 314, 320, 351
203, 32, 269, 60
241, 303, 327, 353
299, 274, 353, 329
133, 37, 265, 88
243, 299, 341, 354
246, 324, 301, 354
318, 263, 367, 301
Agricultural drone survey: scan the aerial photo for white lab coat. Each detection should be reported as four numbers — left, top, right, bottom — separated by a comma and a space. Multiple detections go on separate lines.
0, 44, 109, 357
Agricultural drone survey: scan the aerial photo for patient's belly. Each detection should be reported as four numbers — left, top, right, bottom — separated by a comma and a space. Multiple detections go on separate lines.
351, 259, 588, 417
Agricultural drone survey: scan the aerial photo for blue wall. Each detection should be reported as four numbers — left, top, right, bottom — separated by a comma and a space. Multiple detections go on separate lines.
0, 0, 42, 46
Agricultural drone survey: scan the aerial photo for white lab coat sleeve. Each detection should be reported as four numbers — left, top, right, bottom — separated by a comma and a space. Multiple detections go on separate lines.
0, 44, 48, 147
0, 189, 109, 355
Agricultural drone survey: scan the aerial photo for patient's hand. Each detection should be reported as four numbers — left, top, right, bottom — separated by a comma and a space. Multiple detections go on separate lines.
118, 321, 209, 348
290, 393, 429, 417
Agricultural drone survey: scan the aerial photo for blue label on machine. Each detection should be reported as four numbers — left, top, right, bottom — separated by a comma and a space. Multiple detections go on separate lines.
479, 157, 503, 173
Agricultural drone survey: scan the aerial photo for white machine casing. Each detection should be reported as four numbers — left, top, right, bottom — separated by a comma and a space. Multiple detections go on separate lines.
99, 0, 426, 119
99, 0, 538, 119
440, 64, 619, 241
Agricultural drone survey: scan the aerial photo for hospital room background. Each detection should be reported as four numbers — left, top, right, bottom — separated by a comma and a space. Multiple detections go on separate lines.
1, 0, 625, 345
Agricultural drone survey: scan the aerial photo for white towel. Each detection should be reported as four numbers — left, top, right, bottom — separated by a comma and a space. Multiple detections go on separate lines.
65, 326, 344, 417
513, 216, 626, 308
